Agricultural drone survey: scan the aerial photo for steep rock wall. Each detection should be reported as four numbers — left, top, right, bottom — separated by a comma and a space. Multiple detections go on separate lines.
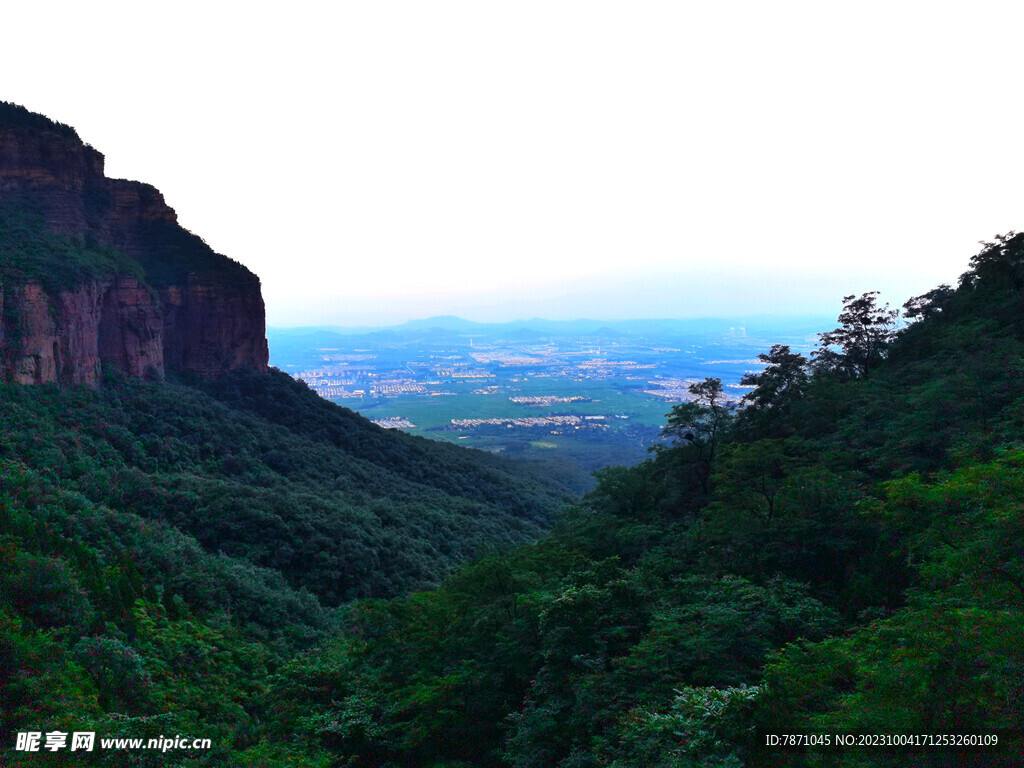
161, 274, 270, 377
0, 103, 269, 383
97, 277, 165, 380
0, 279, 164, 385
2, 282, 60, 385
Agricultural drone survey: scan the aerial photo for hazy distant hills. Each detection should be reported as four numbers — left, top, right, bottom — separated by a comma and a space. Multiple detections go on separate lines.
269, 314, 833, 349
272, 314, 833, 335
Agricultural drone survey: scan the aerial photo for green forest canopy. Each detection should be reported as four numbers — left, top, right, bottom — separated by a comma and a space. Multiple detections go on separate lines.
3, 233, 1024, 766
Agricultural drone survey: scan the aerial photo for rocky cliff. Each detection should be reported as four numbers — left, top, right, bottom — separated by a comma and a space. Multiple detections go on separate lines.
0, 102, 269, 384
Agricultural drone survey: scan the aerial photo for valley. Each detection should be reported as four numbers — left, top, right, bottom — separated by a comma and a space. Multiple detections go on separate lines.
269, 316, 830, 472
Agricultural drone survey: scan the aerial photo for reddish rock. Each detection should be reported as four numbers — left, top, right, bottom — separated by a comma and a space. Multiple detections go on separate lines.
53, 282, 104, 385
0, 278, 166, 385
0, 103, 268, 383
161, 273, 269, 377
98, 277, 165, 380
4, 282, 60, 385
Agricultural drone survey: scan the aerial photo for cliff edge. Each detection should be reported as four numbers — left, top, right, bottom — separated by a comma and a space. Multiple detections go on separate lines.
0, 102, 269, 384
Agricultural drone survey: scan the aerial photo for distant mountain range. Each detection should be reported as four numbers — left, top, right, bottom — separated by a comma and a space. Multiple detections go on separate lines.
269, 314, 834, 341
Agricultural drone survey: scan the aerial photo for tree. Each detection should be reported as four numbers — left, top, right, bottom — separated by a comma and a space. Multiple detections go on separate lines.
662, 378, 730, 454
960, 231, 1024, 291
902, 284, 954, 323
812, 291, 898, 379
661, 378, 732, 494
736, 345, 809, 438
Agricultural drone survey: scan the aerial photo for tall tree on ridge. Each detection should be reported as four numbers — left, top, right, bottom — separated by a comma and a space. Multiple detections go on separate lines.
813, 291, 898, 379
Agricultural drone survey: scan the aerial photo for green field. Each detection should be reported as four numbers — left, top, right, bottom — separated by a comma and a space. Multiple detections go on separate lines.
352, 377, 675, 434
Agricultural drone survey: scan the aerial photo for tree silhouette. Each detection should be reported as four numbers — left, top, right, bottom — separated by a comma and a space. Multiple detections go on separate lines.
813, 291, 898, 379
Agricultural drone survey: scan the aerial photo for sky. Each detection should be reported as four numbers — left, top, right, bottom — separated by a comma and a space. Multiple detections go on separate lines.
3, 2, 1024, 327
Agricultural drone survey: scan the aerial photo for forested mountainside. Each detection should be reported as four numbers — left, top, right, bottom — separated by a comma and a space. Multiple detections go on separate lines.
6, 237, 1021, 768
257, 235, 1024, 768
0, 367, 573, 765
0, 104, 573, 766
3, 99, 1022, 767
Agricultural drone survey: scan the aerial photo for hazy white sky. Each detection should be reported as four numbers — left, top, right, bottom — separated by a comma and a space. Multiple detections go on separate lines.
4, 2, 1023, 326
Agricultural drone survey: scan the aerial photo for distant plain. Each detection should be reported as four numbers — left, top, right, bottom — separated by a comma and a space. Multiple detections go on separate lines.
269, 316, 831, 477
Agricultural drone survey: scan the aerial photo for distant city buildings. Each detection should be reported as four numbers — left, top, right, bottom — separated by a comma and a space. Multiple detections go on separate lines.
287, 330, 771, 435
509, 395, 588, 405
372, 417, 417, 429
451, 415, 589, 428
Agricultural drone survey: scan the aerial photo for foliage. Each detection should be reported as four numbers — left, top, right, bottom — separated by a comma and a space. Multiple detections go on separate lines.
613, 684, 763, 768
255, 233, 1024, 767
0, 372, 568, 607
812, 291, 898, 379
660, 377, 733, 493
127, 219, 255, 288
0, 368, 569, 763
735, 345, 809, 438
0, 101, 80, 140
5, 228, 1024, 765
0, 202, 146, 293
760, 457, 1024, 765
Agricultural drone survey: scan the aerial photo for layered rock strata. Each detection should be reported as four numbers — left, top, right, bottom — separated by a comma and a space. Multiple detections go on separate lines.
0, 278, 163, 385
0, 102, 269, 384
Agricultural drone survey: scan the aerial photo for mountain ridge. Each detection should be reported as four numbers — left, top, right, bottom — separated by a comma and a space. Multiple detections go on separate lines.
0, 101, 268, 383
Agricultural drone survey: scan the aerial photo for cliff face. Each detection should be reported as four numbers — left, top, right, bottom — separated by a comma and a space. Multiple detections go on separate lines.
0, 278, 163, 385
0, 102, 269, 383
